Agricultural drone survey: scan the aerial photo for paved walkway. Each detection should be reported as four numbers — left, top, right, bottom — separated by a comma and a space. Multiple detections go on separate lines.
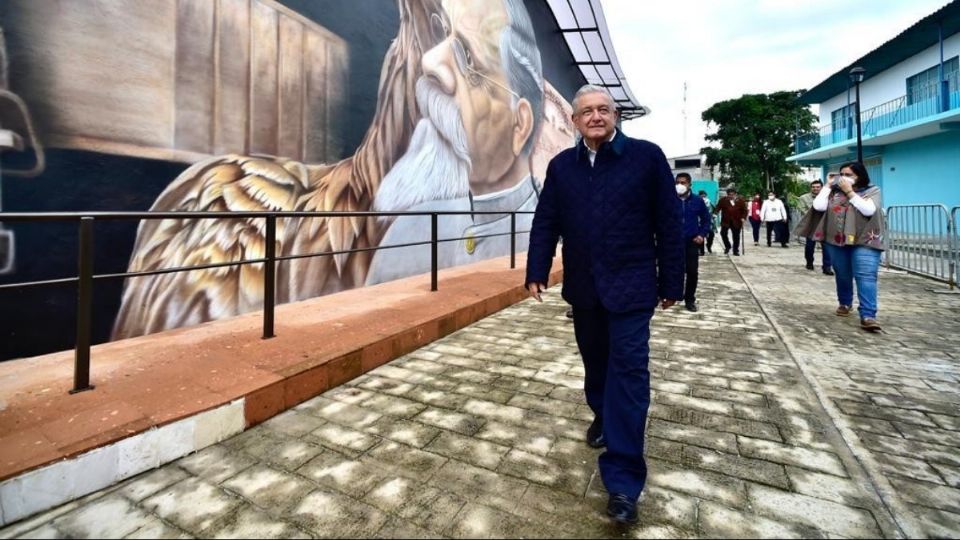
735, 243, 960, 538
2, 246, 959, 538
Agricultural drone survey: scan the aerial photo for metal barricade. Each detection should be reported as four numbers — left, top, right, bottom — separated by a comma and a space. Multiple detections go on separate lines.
952, 206, 960, 288
885, 204, 955, 287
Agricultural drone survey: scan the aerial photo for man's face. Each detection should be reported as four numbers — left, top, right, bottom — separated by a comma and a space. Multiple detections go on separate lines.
727, 191, 736, 200
675, 177, 691, 193
572, 92, 616, 142
811, 182, 822, 196
420, 0, 525, 193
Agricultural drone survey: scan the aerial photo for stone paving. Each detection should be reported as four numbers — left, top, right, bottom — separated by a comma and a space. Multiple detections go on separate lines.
735, 243, 960, 539
1, 247, 958, 538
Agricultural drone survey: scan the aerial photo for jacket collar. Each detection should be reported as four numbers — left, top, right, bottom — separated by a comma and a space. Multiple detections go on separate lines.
576, 129, 624, 162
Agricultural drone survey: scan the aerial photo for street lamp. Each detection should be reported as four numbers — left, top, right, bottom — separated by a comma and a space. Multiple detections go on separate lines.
849, 67, 866, 163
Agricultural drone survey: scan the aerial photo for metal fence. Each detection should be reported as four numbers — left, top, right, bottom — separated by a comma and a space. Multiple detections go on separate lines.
953, 206, 960, 287
884, 204, 957, 288
0, 210, 533, 393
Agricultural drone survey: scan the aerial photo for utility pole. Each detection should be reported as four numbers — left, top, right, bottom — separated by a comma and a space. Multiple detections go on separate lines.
682, 81, 688, 154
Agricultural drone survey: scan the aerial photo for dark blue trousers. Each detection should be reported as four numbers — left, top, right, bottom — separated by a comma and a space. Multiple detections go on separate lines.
805, 238, 833, 270
572, 306, 654, 502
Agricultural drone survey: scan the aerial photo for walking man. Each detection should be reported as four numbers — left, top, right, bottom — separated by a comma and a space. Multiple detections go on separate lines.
677, 174, 711, 311
797, 180, 834, 274
761, 191, 789, 247
525, 84, 683, 524
714, 187, 747, 256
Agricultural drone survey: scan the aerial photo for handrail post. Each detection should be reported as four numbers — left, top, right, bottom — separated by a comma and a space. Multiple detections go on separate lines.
431, 213, 438, 291
263, 214, 276, 339
510, 213, 516, 269
71, 217, 95, 394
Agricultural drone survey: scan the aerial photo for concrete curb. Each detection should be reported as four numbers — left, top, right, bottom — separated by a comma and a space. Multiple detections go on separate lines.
729, 256, 924, 540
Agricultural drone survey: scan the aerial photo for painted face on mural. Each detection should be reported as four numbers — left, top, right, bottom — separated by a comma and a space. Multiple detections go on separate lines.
421, 0, 535, 194
374, 0, 541, 214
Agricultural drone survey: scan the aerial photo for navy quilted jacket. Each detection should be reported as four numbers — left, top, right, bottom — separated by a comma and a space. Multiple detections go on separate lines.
525, 131, 684, 312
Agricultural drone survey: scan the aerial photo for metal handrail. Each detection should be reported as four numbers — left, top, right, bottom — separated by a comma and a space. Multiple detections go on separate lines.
0, 210, 535, 393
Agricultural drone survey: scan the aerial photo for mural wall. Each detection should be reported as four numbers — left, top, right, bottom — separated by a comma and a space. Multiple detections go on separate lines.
0, 0, 577, 359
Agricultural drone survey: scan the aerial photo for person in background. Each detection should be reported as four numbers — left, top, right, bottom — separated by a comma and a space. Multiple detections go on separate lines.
748, 193, 763, 246
812, 162, 885, 332
797, 180, 833, 275
697, 190, 716, 255
761, 191, 789, 248
677, 175, 711, 311
713, 187, 747, 256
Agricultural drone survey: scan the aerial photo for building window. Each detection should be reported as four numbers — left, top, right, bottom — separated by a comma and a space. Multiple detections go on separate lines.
906, 56, 959, 105
831, 103, 855, 130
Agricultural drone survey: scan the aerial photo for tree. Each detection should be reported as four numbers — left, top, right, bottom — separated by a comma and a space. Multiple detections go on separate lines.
700, 91, 817, 197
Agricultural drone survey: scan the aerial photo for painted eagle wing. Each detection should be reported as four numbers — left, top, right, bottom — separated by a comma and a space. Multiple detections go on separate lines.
285, 0, 442, 299
112, 155, 315, 339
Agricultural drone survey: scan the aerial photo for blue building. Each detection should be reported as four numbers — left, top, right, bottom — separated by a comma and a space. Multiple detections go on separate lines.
788, 1, 960, 209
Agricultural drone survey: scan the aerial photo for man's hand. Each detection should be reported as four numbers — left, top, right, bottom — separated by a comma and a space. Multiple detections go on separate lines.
692, 236, 704, 245
660, 298, 676, 310
527, 282, 546, 302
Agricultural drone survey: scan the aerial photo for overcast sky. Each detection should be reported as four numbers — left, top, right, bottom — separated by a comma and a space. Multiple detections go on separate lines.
604, 0, 952, 158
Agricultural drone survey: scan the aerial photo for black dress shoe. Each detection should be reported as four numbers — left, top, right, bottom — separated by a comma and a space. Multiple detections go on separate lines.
823, 268, 835, 276
586, 417, 605, 448
806, 263, 814, 270
685, 302, 698, 313
606, 494, 638, 524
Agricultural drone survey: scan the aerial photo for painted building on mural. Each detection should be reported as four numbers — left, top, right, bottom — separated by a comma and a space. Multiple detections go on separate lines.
0, 0, 645, 360
788, 0, 960, 208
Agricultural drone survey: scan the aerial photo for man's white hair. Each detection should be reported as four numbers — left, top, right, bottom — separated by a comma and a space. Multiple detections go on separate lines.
501, 0, 543, 155
572, 84, 617, 112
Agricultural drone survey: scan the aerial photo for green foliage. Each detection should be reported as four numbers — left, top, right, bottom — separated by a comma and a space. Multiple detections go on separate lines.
700, 91, 817, 196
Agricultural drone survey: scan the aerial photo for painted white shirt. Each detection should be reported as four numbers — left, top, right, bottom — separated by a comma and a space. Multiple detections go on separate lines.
365, 176, 540, 285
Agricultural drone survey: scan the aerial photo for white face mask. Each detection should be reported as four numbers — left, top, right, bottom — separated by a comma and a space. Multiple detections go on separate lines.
768, 195, 775, 201
676, 184, 689, 196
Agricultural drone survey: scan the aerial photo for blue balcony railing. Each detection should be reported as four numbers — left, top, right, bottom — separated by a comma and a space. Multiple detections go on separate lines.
794, 71, 960, 155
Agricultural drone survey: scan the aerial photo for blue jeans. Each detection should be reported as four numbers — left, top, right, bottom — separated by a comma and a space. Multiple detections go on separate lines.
572, 306, 654, 502
824, 244, 881, 319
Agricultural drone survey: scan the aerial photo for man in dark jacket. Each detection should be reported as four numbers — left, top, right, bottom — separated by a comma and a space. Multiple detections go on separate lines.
676, 173, 711, 312
525, 85, 683, 524
713, 187, 748, 255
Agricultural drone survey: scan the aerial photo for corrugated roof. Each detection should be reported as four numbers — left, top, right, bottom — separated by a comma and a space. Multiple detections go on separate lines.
801, 0, 960, 104
544, 0, 649, 119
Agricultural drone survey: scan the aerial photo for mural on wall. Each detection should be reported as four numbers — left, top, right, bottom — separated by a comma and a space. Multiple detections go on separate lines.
0, 0, 575, 348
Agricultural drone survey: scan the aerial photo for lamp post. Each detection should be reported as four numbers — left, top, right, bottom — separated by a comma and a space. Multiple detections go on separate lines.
849, 67, 865, 163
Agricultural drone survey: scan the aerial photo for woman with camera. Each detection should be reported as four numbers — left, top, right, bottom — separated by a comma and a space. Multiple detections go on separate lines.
808, 162, 886, 332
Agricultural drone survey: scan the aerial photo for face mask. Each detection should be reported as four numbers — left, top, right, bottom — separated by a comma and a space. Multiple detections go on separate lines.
676, 184, 688, 196
768, 196, 775, 201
